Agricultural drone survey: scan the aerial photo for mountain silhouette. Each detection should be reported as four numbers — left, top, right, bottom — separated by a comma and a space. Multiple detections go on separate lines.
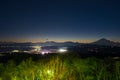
91, 38, 119, 46
0, 38, 119, 47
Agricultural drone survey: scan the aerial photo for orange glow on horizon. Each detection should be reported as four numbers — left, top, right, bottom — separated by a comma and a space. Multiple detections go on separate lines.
0, 38, 95, 43
0, 38, 119, 43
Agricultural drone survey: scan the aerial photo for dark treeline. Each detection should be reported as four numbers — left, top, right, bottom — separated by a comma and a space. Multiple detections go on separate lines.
0, 51, 120, 63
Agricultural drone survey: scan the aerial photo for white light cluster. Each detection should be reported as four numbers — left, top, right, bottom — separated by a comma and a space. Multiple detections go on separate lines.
41, 51, 49, 55
58, 48, 67, 53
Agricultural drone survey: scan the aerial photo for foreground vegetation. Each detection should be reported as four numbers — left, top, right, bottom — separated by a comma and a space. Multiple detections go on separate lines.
0, 53, 120, 80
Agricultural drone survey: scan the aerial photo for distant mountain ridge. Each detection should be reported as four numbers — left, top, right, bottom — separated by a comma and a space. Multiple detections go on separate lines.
40, 41, 82, 47
91, 38, 120, 46
0, 38, 120, 47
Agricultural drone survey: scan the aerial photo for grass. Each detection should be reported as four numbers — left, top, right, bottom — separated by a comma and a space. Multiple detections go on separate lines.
0, 53, 119, 80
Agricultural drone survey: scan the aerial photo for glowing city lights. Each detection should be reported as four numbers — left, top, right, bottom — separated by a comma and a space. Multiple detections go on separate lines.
58, 48, 67, 53
41, 51, 49, 55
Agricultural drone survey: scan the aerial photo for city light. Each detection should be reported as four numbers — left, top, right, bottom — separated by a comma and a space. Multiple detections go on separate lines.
41, 51, 45, 55
41, 50, 49, 55
58, 48, 67, 53
12, 50, 19, 53
32, 46, 41, 52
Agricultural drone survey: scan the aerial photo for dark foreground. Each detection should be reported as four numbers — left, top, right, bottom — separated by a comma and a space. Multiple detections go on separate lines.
0, 52, 120, 80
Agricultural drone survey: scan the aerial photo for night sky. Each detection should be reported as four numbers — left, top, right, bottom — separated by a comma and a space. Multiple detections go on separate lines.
0, 0, 120, 43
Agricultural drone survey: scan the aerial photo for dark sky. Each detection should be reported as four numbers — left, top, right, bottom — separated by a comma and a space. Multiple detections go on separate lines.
0, 0, 120, 42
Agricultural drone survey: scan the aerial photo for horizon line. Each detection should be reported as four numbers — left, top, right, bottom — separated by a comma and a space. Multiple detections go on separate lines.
0, 38, 119, 43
